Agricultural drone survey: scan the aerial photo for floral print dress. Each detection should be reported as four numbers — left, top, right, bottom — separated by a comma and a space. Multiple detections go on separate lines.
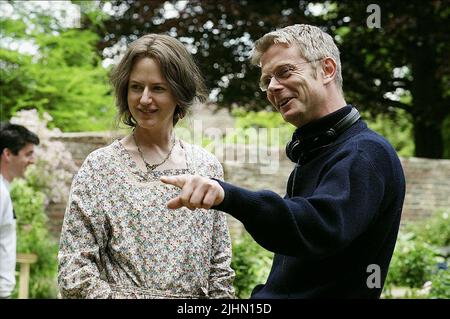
57, 139, 235, 299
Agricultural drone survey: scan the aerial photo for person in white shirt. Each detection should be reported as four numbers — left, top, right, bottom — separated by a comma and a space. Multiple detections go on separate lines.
0, 123, 39, 299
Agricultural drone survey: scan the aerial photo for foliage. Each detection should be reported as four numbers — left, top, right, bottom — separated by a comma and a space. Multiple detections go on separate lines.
233, 108, 286, 129
9, 179, 59, 299
231, 232, 273, 299
405, 211, 450, 247
385, 232, 439, 289
229, 108, 294, 147
383, 211, 450, 298
227, 107, 414, 156
428, 268, 450, 299
332, 1, 450, 158
0, 1, 115, 131
90, 0, 450, 158
10, 109, 77, 204
362, 108, 414, 157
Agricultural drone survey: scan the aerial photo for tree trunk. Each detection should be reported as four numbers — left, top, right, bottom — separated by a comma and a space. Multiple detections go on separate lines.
413, 118, 443, 158
409, 22, 445, 159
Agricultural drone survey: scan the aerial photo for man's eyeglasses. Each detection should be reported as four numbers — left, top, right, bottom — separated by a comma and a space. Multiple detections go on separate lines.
259, 59, 323, 92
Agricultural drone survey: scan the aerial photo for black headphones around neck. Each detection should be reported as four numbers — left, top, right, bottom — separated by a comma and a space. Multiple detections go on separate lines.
286, 107, 361, 164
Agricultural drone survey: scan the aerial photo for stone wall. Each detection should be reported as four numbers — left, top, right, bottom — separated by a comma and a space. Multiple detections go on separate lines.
401, 157, 450, 220
46, 133, 450, 238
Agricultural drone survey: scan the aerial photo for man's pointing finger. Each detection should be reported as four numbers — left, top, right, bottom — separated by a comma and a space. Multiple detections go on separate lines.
160, 175, 187, 188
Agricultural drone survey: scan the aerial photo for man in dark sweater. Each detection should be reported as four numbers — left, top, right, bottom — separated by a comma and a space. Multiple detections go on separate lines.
161, 24, 405, 298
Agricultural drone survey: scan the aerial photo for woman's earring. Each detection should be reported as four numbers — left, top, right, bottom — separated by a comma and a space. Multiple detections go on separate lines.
176, 106, 184, 120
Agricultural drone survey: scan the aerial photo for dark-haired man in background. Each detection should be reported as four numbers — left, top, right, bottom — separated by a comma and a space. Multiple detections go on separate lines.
0, 123, 39, 298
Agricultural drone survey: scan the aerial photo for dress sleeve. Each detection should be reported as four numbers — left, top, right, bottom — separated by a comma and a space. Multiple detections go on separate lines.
207, 161, 235, 298
57, 155, 112, 299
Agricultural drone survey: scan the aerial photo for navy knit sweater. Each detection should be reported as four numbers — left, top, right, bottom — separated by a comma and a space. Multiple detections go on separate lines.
214, 106, 406, 298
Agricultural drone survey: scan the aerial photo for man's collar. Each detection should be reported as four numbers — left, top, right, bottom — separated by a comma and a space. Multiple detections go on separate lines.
0, 174, 11, 190
294, 105, 353, 140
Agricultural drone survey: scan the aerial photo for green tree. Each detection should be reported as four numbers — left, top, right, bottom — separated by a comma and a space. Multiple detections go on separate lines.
328, 1, 450, 158
0, 1, 115, 131
89, 0, 449, 158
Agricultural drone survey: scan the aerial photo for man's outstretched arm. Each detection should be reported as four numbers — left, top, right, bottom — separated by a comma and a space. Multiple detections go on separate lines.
161, 149, 387, 260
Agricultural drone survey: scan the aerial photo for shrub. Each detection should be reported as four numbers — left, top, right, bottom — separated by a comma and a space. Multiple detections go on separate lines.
10, 179, 59, 298
229, 107, 415, 155
428, 268, 450, 299
405, 211, 450, 247
385, 232, 439, 289
230, 108, 294, 147
383, 211, 450, 298
231, 232, 273, 299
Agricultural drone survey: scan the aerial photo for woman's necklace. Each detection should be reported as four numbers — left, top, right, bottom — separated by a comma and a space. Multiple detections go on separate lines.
133, 129, 176, 172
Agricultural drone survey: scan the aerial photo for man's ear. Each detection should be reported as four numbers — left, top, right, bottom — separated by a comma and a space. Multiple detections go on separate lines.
321, 57, 337, 85
2, 148, 13, 162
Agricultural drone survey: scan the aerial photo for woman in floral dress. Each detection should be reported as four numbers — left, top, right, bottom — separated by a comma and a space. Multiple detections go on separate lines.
57, 34, 235, 299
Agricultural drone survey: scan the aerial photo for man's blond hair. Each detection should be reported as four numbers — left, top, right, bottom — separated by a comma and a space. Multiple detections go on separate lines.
251, 24, 343, 91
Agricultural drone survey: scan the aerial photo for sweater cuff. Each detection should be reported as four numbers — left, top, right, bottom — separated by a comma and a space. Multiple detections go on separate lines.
211, 178, 263, 224
211, 179, 240, 216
